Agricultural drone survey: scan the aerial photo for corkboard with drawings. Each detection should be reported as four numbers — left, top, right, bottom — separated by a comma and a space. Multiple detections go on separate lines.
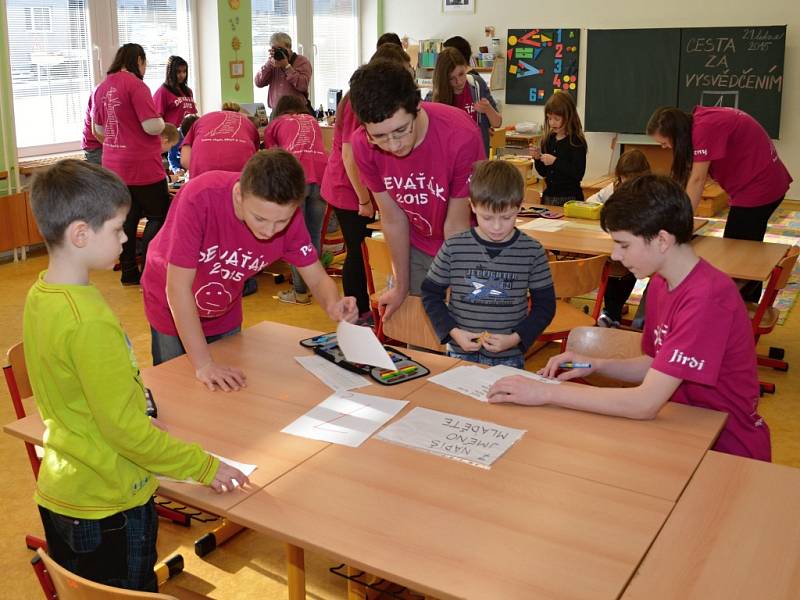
505, 28, 580, 105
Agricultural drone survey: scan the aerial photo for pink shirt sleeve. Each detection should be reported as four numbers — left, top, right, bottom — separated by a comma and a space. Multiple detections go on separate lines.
282, 210, 319, 267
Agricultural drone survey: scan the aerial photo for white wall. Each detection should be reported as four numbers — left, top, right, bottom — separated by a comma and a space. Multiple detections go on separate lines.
196, 1, 222, 114
374, 0, 799, 198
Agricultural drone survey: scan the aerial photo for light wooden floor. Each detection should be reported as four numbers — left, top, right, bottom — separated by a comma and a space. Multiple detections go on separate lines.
2, 248, 798, 599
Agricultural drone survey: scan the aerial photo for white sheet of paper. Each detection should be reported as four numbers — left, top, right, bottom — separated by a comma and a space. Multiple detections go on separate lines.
563, 220, 603, 232
294, 355, 371, 391
157, 453, 257, 486
518, 219, 565, 232
429, 364, 559, 402
281, 391, 408, 447
376, 407, 526, 469
336, 320, 395, 370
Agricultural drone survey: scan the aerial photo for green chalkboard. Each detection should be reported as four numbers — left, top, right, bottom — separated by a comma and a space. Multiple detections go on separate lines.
585, 28, 680, 134
678, 26, 786, 138
585, 26, 786, 137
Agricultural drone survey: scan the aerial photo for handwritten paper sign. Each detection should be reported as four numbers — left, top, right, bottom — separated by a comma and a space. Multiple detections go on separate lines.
376, 407, 526, 469
429, 364, 559, 403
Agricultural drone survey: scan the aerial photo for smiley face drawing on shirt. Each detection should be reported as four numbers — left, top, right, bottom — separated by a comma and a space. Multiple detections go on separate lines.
195, 282, 232, 317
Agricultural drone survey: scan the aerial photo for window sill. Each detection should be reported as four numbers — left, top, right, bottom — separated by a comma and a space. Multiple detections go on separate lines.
19, 151, 85, 176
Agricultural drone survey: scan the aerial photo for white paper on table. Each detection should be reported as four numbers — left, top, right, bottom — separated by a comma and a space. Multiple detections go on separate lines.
157, 453, 257, 486
376, 407, 526, 469
336, 320, 395, 370
563, 220, 603, 232
429, 364, 559, 403
294, 355, 371, 391
281, 391, 408, 447
518, 219, 565, 232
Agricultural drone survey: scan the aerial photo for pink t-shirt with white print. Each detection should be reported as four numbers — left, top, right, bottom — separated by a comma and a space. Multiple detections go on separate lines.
92, 71, 163, 186
643, 258, 771, 461
321, 97, 363, 211
264, 113, 328, 185
182, 111, 260, 177
352, 102, 485, 256
153, 85, 198, 127
142, 171, 317, 337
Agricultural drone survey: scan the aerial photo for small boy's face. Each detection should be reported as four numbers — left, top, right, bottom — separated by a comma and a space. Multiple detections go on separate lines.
86, 207, 128, 270
160, 135, 173, 153
471, 202, 519, 243
233, 184, 298, 240
610, 230, 665, 279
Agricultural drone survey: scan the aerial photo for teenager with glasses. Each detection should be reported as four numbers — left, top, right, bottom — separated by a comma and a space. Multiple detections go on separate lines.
348, 59, 486, 319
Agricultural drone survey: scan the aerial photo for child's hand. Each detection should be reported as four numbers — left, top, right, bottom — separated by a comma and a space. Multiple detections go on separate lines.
487, 375, 548, 405
329, 296, 359, 323
473, 98, 492, 114
540, 153, 556, 166
195, 362, 247, 392
450, 328, 481, 352
540, 351, 594, 381
482, 332, 521, 353
211, 462, 250, 494
529, 145, 542, 160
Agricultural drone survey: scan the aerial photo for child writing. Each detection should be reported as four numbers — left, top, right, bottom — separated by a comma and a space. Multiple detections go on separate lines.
23, 160, 248, 592
264, 94, 328, 305
587, 149, 651, 328
422, 160, 556, 369
531, 91, 587, 206
488, 175, 771, 461
142, 150, 358, 391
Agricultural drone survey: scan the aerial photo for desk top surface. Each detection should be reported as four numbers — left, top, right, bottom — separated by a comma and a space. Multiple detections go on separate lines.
689, 235, 791, 282
622, 451, 800, 600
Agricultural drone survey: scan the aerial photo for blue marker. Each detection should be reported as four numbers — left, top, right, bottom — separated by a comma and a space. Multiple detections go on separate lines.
559, 362, 591, 369
312, 334, 334, 344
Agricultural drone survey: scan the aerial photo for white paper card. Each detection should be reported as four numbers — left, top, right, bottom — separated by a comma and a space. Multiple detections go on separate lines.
518, 219, 565, 232
376, 407, 526, 469
157, 453, 257, 486
281, 391, 408, 447
294, 355, 371, 391
336, 320, 395, 370
429, 364, 559, 403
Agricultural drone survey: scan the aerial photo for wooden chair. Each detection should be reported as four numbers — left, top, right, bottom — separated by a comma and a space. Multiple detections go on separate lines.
363, 236, 394, 339
565, 326, 643, 387
382, 296, 445, 353
31, 548, 209, 600
320, 203, 345, 276
745, 245, 799, 394
488, 128, 506, 160
536, 254, 610, 352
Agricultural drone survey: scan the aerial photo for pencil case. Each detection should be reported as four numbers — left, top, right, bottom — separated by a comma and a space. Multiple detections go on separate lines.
563, 201, 602, 220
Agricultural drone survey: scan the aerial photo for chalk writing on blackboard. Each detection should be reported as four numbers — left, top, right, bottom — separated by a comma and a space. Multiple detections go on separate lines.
505, 28, 580, 106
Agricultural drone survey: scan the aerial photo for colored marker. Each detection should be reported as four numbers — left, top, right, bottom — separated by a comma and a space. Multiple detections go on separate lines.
379, 365, 418, 380
559, 362, 591, 369
312, 334, 334, 344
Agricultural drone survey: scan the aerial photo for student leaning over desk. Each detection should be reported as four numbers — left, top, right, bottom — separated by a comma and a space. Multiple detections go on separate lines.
23, 161, 248, 593
488, 175, 771, 462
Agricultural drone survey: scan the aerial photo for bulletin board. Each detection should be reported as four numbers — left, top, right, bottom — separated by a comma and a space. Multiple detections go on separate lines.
505, 28, 580, 105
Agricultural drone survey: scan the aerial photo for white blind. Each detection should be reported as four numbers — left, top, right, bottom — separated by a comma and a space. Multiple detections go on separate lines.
312, 0, 358, 108
117, 0, 194, 95
6, 0, 93, 151
252, 0, 297, 103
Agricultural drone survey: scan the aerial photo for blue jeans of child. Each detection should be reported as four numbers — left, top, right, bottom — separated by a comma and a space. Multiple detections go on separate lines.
151, 326, 241, 366
38, 499, 158, 592
446, 346, 526, 370
291, 183, 326, 295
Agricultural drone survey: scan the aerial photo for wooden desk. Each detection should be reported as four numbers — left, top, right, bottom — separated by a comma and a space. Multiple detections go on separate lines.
623, 451, 800, 600
690, 236, 791, 282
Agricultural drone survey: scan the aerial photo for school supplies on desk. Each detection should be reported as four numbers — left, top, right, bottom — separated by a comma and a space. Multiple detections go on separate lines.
299, 333, 430, 386
518, 206, 563, 219
337, 320, 395, 370
563, 201, 602, 220
429, 364, 559, 402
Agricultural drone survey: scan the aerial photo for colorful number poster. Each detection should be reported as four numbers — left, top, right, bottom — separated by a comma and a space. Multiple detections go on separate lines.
505, 28, 580, 105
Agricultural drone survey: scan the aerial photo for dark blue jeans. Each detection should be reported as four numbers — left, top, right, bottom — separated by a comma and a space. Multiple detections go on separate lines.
151, 326, 241, 366
446, 346, 526, 370
38, 499, 158, 592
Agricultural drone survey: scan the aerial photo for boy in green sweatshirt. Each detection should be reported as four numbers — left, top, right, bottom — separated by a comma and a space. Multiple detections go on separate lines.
23, 160, 249, 592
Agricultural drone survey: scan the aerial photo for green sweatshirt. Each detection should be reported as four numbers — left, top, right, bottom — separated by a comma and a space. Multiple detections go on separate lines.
23, 272, 219, 519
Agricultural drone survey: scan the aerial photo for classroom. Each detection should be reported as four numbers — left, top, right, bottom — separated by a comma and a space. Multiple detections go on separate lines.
1, 0, 799, 598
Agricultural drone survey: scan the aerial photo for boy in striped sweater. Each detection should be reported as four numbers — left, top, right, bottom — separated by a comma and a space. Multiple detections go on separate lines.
422, 160, 556, 369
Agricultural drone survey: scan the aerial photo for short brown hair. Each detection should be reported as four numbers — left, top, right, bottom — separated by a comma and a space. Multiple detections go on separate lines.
161, 123, 179, 146
469, 160, 524, 212
614, 149, 651, 188
239, 149, 306, 205
30, 160, 130, 248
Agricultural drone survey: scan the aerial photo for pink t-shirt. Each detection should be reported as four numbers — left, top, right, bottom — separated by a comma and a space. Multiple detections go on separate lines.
321, 97, 363, 211
182, 111, 260, 177
453, 86, 478, 123
352, 102, 485, 256
264, 113, 327, 185
142, 171, 318, 337
643, 259, 771, 461
92, 71, 164, 186
81, 93, 101, 151
152, 85, 198, 127
692, 106, 792, 208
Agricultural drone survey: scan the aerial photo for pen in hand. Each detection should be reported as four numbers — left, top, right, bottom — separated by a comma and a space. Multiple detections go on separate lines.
559, 362, 591, 369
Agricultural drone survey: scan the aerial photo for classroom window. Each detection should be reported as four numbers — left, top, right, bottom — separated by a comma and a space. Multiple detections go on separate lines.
311, 0, 358, 108
6, 0, 93, 152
